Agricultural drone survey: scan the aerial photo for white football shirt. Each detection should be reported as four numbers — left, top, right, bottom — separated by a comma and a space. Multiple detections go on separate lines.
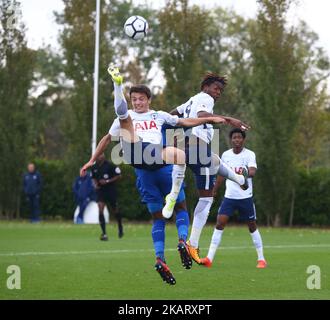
221, 148, 257, 199
176, 92, 214, 143
109, 109, 179, 144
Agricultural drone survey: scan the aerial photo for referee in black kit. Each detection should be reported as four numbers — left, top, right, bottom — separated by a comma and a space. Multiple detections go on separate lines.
91, 153, 124, 241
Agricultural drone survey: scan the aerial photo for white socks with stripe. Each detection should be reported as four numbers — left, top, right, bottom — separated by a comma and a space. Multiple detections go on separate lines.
207, 228, 223, 262
218, 159, 244, 185
250, 229, 265, 261
113, 83, 129, 119
188, 197, 213, 248
168, 164, 186, 200
206, 228, 265, 262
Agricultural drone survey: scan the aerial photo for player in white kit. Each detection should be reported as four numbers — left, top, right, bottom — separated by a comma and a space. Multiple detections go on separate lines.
200, 128, 267, 268
170, 73, 250, 264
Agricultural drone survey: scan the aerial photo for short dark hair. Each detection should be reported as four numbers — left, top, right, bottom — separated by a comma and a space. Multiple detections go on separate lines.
229, 128, 246, 139
200, 72, 227, 90
129, 85, 152, 99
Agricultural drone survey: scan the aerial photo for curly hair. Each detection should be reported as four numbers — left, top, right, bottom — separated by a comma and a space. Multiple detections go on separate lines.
229, 128, 246, 139
200, 72, 227, 90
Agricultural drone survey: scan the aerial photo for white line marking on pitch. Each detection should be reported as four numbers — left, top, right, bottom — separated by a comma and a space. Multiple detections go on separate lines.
0, 244, 329, 257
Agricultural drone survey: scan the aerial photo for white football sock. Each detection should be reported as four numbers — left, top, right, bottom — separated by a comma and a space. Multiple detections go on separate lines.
250, 229, 265, 261
189, 197, 213, 248
218, 159, 244, 185
169, 164, 186, 199
114, 83, 128, 119
207, 228, 224, 262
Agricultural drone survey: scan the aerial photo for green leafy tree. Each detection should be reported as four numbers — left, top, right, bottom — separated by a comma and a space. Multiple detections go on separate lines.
55, 0, 115, 177
157, 0, 210, 107
0, 0, 35, 218
292, 22, 330, 171
28, 47, 71, 160
249, 0, 324, 226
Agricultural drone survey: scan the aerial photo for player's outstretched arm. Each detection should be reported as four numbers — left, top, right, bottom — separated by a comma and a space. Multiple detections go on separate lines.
197, 111, 250, 131
80, 134, 112, 176
222, 116, 250, 131
169, 108, 182, 116
177, 116, 225, 128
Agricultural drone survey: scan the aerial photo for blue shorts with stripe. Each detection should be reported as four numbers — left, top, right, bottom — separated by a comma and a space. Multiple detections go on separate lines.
218, 197, 257, 221
135, 165, 185, 214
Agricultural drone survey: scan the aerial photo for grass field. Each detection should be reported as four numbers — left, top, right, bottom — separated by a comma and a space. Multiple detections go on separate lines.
0, 221, 329, 300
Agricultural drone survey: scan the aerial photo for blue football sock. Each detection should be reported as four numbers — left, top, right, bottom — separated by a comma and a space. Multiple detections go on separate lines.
151, 219, 166, 261
176, 210, 189, 242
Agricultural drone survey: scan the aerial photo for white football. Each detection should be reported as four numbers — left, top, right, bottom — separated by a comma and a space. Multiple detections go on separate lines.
124, 15, 148, 40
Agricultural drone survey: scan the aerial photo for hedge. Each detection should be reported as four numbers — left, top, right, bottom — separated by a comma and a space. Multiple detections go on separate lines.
20, 159, 330, 225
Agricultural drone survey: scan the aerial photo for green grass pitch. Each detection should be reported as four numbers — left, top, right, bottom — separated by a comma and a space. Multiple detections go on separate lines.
0, 221, 329, 300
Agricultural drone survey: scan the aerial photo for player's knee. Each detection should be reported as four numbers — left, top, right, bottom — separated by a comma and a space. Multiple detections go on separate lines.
248, 221, 257, 233
174, 201, 187, 212
152, 212, 163, 220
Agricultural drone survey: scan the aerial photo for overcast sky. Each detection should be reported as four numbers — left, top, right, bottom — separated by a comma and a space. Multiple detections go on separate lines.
19, 0, 330, 57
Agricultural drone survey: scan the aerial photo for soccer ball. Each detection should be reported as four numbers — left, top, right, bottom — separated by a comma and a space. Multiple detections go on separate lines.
124, 16, 148, 40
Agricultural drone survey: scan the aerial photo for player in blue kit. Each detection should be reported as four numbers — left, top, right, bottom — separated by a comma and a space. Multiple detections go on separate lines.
81, 64, 223, 285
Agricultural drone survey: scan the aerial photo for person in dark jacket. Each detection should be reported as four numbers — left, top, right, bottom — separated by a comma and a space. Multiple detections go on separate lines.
73, 170, 96, 224
23, 163, 42, 223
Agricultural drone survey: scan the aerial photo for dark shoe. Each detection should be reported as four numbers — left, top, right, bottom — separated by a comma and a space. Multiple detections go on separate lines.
178, 240, 193, 269
154, 258, 176, 285
100, 234, 108, 241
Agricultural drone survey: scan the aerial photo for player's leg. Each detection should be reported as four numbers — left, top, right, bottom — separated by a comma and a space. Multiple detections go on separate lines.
174, 198, 192, 269
161, 147, 186, 219
135, 167, 176, 285
186, 166, 215, 264
242, 199, 267, 268
214, 153, 248, 190
108, 193, 124, 238
200, 199, 234, 267
156, 165, 192, 269
107, 63, 139, 143
97, 200, 108, 240
150, 210, 176, 285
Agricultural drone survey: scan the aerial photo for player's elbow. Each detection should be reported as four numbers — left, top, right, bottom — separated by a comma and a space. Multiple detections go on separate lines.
104, 134, 112, 143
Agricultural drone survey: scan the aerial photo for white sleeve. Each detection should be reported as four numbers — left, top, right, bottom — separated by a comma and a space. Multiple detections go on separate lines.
176, 101, 188, 115
108, 118, 121, 137
248, 151, 257, 168
220, 152, 225, 161
158, 111, 179, 127
195, 95, 214, 114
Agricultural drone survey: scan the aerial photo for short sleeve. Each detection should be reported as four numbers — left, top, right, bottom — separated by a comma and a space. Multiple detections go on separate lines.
158, 111, 179, 127
176, 102, 187, 115
109, 118, 121, 137
248, 151, 257, 168
220, 152, 225, 161
195, 94, 214, 114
